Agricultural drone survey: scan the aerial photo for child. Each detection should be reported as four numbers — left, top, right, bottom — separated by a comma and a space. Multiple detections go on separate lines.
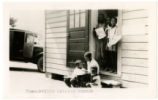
84, 52, 100, 74
64, 60, 87, 87
93, 14, 107, 66
86, 66, 101, 88
107, 17, 121, 48
106, 17, 121, 73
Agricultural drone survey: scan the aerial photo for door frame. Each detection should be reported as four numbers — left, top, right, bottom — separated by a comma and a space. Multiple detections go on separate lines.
89, 10, 122, 77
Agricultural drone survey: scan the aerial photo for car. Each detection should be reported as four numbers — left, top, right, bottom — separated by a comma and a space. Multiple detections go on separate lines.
9, 28, 44, 72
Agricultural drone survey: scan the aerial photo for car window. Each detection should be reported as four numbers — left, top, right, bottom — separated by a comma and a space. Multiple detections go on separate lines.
26, 34, 34, 43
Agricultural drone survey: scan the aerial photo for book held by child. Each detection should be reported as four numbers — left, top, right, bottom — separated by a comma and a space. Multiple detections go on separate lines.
95, 27, 106, 39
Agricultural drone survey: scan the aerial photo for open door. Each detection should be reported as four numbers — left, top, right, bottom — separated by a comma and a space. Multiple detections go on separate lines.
23, 32, 34, 58
67, 10, 89, 68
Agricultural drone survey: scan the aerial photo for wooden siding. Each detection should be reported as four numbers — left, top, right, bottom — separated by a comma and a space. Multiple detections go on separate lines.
44, 10, 149, 87
45, 10, 68, 75
121, 9, 148, 87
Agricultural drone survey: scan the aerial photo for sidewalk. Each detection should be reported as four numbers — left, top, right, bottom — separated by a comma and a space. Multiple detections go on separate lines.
9, 61, 37, 70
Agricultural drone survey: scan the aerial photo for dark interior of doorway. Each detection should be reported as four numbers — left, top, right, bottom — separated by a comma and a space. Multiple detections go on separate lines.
96, 10, 118, 74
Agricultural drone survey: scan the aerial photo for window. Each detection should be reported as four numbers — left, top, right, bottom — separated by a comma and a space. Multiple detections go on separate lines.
69, 10, 86, 29
26, 34, 34, 43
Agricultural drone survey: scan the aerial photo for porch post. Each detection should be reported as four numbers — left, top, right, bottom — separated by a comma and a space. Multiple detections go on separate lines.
89, 10, 98, 58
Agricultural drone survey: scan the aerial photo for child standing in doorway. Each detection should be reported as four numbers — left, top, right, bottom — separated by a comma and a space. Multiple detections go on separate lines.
106, 17, 121, 73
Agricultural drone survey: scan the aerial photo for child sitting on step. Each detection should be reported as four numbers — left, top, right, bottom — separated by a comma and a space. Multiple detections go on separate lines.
64, 60, 87, 87
86, 66, 101, 88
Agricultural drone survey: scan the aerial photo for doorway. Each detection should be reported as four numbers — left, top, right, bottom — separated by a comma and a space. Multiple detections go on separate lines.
95, 10, 118, 74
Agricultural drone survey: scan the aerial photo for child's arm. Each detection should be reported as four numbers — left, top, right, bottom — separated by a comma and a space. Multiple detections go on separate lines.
70, 68, 77, 79
92, 79, 97, 83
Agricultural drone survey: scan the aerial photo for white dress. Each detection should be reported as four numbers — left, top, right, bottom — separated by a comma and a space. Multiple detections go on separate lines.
87, 59, 100, 74
71, 67, 87, 79
107, 26, 121, 51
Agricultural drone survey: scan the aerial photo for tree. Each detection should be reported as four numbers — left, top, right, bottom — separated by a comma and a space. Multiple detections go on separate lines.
10, 17, 17, 28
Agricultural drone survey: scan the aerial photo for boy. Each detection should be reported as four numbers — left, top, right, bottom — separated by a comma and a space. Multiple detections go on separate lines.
86, 66, 101, 88
84, 52, 100, 74
106, 17, 121, 73
107, 17, 121, 47
64, 60, 87, 87
93, 14, 106, 66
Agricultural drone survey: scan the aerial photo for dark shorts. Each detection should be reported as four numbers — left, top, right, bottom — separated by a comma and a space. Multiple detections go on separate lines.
64, 78, 78, 87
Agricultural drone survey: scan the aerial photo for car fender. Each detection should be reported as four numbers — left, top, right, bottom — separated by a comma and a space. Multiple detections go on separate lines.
33, 52, 43, 63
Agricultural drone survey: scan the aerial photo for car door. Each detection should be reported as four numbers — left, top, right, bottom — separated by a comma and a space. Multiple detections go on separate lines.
23, 32, 34, 58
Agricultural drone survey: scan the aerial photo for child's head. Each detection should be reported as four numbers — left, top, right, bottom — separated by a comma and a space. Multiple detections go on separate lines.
110, 17, 117, 27
84, 52, 92, 62
91, 66, 98, 75
98, 14, 105, 24
75, 60, 82, 69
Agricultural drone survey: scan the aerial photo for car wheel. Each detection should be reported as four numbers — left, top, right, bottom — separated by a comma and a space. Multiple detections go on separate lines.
37, 56, 43, 72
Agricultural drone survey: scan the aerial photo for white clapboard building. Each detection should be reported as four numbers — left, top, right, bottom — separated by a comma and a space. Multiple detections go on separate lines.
44, 9, 149, 88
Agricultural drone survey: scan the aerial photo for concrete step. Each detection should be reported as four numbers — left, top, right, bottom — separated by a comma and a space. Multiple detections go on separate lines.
101, 80, 122, 88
